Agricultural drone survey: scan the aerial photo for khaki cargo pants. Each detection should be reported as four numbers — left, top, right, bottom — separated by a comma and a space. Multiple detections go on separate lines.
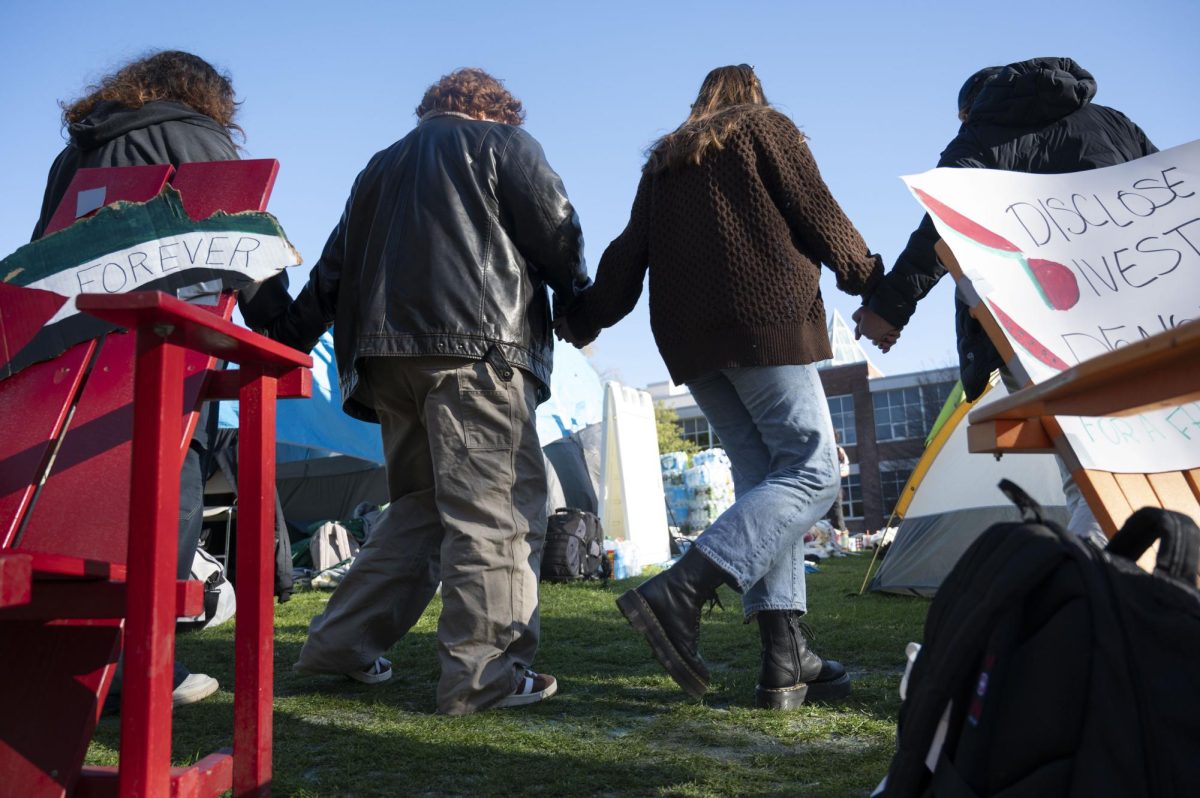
294, 355, 547, 715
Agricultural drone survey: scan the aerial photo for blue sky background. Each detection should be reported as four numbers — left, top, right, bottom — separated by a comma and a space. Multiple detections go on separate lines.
2, 1, 1197, 388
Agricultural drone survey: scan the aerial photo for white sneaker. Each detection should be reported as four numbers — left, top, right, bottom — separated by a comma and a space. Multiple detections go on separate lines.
172, 672, 219, 707
347, 657, 392, 684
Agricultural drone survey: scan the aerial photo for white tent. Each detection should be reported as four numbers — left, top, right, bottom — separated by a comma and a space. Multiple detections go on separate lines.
869, 377, 1069, 597
598, 382, 671, 567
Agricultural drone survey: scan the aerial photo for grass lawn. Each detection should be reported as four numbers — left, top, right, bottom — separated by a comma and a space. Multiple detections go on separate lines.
87, 554, 928, 797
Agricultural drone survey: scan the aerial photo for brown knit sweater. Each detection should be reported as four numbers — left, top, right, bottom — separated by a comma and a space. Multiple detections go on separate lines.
566, 106, 883, 385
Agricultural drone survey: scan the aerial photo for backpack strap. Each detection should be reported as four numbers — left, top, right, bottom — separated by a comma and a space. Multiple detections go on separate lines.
1105, 507, 1200, 585
997, 478, 1067, 533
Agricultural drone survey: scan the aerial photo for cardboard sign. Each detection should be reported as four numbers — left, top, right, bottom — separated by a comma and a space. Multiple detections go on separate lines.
0, 186, 299, 378
903, 139, 1200, 473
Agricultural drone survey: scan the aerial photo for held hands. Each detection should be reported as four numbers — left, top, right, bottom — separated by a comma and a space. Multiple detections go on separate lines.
553, 315, 595, 349
852, 306, 901, 353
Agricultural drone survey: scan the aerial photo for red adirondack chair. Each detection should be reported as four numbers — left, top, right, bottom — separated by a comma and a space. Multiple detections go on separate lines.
0, 161, 312, 798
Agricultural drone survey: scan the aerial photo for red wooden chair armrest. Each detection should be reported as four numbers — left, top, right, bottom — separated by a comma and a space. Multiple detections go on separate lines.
76, 291, 312, 375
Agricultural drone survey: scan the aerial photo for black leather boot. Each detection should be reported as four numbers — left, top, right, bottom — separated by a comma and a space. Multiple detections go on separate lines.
616, 547, 729, 697
755, 611, 851, 709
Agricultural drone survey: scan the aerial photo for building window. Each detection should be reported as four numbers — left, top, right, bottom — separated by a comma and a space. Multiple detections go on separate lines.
873, 382, 957, 442
842, 472, 864, 520
879, 459, 918, 518
678, 416, 720, 450
827, 394, 856, 446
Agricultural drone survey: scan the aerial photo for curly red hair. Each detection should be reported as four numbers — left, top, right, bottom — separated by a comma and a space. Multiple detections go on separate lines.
416, 68, 524, 126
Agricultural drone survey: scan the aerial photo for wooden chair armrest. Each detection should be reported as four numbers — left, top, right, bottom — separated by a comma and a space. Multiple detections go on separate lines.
203, 368, 312, 401
76, 291, 312, 375
969, 320, 1200, 423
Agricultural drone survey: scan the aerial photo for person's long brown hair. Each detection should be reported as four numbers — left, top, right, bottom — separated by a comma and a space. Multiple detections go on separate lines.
415, 68, 525, 126
646, 64, 775, 174
60, 50, 242, 138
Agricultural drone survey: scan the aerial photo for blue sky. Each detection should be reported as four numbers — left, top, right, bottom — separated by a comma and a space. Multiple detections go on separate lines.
2, 1, 1197, 388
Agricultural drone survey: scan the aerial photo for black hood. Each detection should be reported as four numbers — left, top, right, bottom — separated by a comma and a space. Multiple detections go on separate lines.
67, 100, 221, 151
968, 57, 1097, 127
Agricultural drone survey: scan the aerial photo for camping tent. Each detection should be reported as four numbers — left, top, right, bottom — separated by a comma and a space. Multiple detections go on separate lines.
217, 332, 389, 524
544, 423, 602, 514
869, 377, 1069, 597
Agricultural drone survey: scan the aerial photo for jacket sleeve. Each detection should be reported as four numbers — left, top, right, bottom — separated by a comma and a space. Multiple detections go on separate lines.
754, 113, 883, 297
265, 176, 357, 352
867, 132, 988, 329
564, 170, 652, 342
496, 129, 590, 306
237, 271, 292, 332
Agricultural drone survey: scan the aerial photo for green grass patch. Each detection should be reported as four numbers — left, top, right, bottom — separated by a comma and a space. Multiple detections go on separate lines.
87, 555, 927, 797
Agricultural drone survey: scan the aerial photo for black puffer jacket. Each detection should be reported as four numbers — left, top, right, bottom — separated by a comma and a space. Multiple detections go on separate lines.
32, 99, 292, 331
270, 112, 589, 421
868, 57, 1156, 399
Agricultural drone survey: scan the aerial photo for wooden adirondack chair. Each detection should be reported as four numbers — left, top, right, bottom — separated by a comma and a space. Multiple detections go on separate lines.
935, 239, 1200, 539
0, 162, 312, 798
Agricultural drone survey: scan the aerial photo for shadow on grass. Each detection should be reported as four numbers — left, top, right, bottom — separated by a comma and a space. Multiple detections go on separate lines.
87, 558, 919, 796
269, 710, 729, 798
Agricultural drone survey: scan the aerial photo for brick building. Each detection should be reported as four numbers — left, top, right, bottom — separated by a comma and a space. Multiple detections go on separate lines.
648, 310, 957, 533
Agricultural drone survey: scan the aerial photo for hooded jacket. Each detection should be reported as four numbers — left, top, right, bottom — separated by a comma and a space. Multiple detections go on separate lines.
867, 57, 1157, 399
268, 112, 589, 422
31, 99, 291, 331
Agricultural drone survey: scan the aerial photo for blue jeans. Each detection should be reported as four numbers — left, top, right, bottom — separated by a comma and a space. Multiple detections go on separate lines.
687, 365, 839, 618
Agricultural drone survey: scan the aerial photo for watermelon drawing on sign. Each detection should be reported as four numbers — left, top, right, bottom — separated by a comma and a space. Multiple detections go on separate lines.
913, 188, 1021, 252
1025, 258, 1080, 310
916, 188, 1081, 312
988, 299, 1070, 371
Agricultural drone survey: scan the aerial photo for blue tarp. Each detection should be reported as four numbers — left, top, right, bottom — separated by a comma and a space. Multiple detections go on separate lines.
218, 331, 383, 463
535, 343, 604, 443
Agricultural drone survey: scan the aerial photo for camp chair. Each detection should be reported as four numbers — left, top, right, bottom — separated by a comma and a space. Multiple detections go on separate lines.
935, 239, 1200, 541
0, 162, 312, 797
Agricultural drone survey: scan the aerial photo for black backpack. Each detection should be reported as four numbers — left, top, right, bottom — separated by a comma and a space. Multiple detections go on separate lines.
880, 480, 1200, 798
541, 508, 609, 582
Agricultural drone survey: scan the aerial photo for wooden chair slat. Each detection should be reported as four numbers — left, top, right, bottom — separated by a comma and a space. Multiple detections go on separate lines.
0, 343, 94, 549
1074, 471, 1132, 537
1185, 470, 1200, 504
1147, 472, 1200, 519
1114, 473, 1161, 513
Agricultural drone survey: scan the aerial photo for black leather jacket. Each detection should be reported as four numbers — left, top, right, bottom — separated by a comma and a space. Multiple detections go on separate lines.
868, 58, 1156, 400
271, 112, 589, 421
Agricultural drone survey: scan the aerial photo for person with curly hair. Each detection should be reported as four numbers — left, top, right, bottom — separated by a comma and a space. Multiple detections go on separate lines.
558, 65, 883, 709
274, 68, 588, 715
30, 49, 293, 710
34, 49, 243, 239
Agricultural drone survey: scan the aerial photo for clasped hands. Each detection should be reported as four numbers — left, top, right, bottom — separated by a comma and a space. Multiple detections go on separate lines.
553, 315, 594, 349
852, 306, 901, 353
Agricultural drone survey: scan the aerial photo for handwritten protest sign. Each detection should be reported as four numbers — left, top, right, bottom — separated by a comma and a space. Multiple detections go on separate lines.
903, 139, 1200, 473
0, 186, 299, 377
